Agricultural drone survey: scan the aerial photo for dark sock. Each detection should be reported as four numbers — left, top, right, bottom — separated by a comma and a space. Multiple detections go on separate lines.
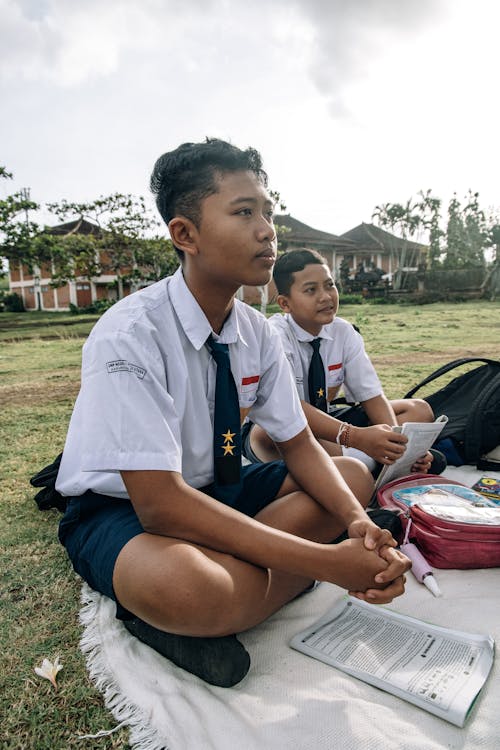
123, 617, 251, 687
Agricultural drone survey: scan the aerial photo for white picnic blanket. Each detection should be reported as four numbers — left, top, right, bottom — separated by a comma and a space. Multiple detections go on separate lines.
79, 466, 500, 750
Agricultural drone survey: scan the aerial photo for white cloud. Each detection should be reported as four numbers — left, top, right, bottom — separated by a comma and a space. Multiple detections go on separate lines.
1, 0, 499, 237
1, 0, 176, 85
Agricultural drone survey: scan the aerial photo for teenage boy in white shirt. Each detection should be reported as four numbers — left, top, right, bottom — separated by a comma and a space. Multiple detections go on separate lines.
54, 140, 410, 687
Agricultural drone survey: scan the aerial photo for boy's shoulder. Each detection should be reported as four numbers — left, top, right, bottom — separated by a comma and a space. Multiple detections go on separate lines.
232, 297, 266, 322
267, 313, 357, 339
87, 276, 172, 343
323, 316, 359, 336
267, 312, 288, 331
233, 299, 277, 341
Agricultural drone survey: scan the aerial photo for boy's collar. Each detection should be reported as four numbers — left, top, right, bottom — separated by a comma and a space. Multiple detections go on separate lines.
285, 313, 334, 342
170, 269, 247, 349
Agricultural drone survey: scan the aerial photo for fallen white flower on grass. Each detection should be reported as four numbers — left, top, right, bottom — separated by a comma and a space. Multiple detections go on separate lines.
76, 719, 129, 739
34, 656, 63, 689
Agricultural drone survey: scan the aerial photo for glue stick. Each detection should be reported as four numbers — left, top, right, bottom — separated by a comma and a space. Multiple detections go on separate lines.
400, 542, 442, 597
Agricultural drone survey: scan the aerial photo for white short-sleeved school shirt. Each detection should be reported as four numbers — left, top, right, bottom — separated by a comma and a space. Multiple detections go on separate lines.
268, 313, 382, 406
56, 269, 307, 499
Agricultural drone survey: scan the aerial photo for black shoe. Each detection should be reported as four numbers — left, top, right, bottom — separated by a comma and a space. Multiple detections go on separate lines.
123, 618, 251, 687
429, 448, 447, 475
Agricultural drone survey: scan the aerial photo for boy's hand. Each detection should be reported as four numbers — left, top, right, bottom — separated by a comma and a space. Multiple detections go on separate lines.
345, 517, 412, 603
347, 515, 398, 552
411, 451, 433, 473
349, 544, 411, 604
352, 424, 407, 464
323, 538, 411, 603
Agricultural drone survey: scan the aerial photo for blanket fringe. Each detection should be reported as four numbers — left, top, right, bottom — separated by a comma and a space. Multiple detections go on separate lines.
79, 585, 170, 750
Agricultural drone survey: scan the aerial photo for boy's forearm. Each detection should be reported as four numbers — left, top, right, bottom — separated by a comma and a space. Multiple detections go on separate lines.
121, 469, 327, 580
360, 394, 397, 426
276, 428, 369, 528
301, 400, 343, 443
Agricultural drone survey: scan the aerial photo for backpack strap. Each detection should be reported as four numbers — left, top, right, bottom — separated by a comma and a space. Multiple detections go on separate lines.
30, 453, 67, 512
464, 372, 500, 463
404, 358, 500, 398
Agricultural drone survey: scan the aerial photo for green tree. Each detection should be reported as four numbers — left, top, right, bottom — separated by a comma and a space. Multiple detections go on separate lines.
134, 236, 179, 281
489, 223, 500, 264
443, 191, 487, 269
415, 190, 443, 269
372, 199, 422, 289
0, 167, 40, 275
47, 194, 174, 298
339, 257, 351, 292
462, 191, 487, 267
48, 233, 102, 287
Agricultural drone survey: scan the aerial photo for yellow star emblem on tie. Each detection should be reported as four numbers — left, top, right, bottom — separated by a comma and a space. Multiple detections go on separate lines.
223, 443, 235, 455
222, 429, 236, 443
317, 387, 325, 398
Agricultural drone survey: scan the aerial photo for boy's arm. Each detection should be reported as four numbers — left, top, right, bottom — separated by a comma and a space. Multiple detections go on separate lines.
121, 460, 409, 601
360, 393, 397, 426
358, 394, 432, 470
273, 427, 410, 596
300, 397, 408, 465
276, 426, 385, 542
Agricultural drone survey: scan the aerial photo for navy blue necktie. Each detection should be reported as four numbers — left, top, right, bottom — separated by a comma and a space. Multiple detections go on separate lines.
207, 336, 242, 491
308, 338, 327, 412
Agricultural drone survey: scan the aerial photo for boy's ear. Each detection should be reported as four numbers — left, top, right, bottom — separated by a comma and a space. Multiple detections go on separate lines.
168, 217, 199, 257
276, 293, 291, 313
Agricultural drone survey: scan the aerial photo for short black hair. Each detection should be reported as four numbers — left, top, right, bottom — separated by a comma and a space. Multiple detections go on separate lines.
273, 248, 329, 295
150, 138, 268, 258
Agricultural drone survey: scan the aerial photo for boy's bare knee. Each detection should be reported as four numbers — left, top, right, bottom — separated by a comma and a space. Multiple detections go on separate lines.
331, 456, 374, 509
416, 398, 434, 421
114, 537, 251, 636
393, 397, 434, 424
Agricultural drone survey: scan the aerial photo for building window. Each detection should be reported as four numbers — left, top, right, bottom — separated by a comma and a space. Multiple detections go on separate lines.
76, 283, 90, 291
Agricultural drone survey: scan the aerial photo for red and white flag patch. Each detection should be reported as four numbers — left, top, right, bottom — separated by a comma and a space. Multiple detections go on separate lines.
241, 375, 260, 394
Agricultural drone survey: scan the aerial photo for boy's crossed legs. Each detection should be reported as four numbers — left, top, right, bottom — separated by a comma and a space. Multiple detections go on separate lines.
114, 457, 375, 636
111, 459, 403, 685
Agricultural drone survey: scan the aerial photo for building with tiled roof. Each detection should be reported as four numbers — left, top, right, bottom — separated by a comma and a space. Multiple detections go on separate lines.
275, 216, 427, 277
8, 218, 129, 310
8, 215, 428, 310
340, 222, 427, 273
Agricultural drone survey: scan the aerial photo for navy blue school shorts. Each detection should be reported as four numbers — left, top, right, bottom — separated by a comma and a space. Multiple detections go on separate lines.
58, 460, 289, 619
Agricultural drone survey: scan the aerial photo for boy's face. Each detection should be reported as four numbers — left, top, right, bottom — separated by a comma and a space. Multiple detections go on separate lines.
184, 170, 277, 290
278, 262, 339, 335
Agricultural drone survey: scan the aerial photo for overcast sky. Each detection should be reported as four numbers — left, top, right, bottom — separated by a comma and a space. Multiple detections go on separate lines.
1, 0, 498, 238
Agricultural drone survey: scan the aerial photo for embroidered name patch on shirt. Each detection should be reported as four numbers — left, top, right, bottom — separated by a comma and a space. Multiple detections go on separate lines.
106, 360, 147, 379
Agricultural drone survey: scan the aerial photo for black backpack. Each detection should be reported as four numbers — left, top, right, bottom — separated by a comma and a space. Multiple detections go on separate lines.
404, 357, 500, 467
30, 452, 66, 511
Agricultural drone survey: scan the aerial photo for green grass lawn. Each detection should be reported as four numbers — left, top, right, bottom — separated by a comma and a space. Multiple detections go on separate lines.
1, 300, 500, 749
0, 311, 100, 342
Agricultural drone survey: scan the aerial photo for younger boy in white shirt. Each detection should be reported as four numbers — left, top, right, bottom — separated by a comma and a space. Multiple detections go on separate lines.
243, 248, 440, 474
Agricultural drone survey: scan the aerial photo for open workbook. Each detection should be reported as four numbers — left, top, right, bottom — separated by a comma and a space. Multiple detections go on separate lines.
374, 415, 449, 490
290, 597, 494, 727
